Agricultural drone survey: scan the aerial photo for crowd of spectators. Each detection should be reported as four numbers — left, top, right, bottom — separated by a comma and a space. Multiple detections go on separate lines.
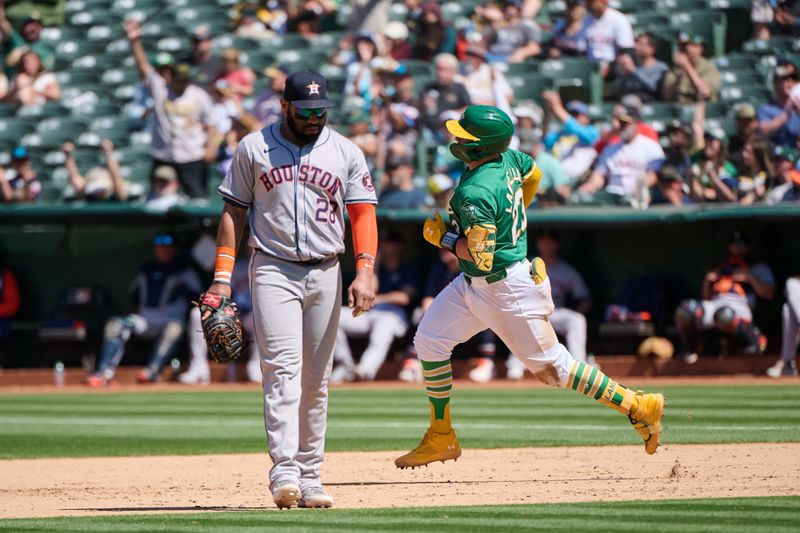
0, 0, 800, 209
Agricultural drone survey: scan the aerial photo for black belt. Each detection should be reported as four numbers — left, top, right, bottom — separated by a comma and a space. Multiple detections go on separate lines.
464, 269, 508, 286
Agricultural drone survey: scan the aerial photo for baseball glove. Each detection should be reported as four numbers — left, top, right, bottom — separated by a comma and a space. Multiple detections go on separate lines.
195, 292, 246, 363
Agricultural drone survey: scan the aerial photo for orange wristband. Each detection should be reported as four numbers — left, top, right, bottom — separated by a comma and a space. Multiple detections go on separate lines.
213, 246, 236, 285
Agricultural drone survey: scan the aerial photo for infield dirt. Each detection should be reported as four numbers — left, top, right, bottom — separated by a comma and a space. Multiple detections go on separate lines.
2, 442, 798, 519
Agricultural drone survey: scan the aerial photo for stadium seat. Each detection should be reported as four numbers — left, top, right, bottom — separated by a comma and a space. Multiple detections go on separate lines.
743, 36, 797, 55
660, 0, 708, 10
539, 58, 602, 104
714, 54, 760, 71
669, 11, 727, 58
507, 74, 555, 101
720, 85, 772, 104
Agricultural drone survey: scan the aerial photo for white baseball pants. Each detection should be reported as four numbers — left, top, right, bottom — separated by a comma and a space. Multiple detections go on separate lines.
249, 252, 342, 490
415, 260, 575, 386
334, 304, 409, 380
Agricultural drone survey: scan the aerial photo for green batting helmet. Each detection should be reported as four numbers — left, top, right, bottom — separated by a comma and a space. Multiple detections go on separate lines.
446, 105, 514, 162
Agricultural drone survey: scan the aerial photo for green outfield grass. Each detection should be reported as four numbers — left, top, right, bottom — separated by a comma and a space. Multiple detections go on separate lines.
1, 497, 798, 532
1, 384, 799, 459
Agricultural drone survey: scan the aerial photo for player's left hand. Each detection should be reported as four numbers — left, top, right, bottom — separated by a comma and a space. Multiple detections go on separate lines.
423, 212, 448, 248
348, 268, 375, 317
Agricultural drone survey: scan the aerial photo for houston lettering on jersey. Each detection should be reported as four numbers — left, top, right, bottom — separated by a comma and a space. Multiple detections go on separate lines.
258, 163, 341, 198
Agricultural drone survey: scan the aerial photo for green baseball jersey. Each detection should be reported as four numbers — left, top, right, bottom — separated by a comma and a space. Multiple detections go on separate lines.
448, 149, 536, 277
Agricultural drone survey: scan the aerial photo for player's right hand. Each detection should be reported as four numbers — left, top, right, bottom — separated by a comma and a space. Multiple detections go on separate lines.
348, 268, 375, 317
423, 212, 447, 248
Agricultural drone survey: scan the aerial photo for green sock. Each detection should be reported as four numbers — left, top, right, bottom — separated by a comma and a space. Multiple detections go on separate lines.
421, 359, 453, 428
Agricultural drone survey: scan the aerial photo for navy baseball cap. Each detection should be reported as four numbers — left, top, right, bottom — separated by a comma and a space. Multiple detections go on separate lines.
284, 70, 331, 109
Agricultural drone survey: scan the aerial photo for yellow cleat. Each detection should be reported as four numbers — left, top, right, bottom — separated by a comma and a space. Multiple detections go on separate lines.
395, 427, 462, 469
629, 391, 665, 455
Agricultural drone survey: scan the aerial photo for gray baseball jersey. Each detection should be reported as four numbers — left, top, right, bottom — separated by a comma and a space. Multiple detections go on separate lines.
218, 123, 377, 262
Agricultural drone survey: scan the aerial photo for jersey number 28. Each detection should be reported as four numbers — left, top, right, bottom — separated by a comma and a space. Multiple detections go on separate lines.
510, 188, 526, 245
315, 198, 338, 224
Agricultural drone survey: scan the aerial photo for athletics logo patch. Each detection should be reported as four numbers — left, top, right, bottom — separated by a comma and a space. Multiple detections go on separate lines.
362, 173, 375, 192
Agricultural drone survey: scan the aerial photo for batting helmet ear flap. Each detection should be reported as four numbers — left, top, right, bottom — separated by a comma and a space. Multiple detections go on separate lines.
447, 105, 514, 162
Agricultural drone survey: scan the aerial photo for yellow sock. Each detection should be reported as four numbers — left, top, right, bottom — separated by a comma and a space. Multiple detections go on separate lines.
565, 360, 636, 415
430, 403, 452, 433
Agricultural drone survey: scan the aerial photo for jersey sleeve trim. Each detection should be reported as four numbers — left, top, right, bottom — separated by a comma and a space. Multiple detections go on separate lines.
220, 192, 251, 208
345, 197, 378, 205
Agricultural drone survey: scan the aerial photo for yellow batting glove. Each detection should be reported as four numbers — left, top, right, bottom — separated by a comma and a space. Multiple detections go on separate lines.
423, 212, 448, 248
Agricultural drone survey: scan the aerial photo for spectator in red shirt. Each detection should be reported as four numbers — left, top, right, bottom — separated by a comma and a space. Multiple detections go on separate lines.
216, 48, 255, 102
594, 95, 658, 152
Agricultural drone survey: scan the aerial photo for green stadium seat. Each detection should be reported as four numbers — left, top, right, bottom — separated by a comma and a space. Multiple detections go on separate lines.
101, 69, 141, 87
21, 130, 78, 150
0, 120, 35, 144
111, 0, 165, 16
507, 74, 555, 101
496, 61, 539, 76
113, 85, 138, 102
720, 85, 772, 104
16, 102, 69, 120
660, 0, 707, 10
714, 54, 760, 71
71, 55, 121, 71
743, 36, 797, 55
627, 13, 669, 28
55, 71, 102, 89
640, 102, 680, 120
86, 25, 121, 43
89, 116, 129, 137
36, 117, 89, 135
71, 101, 122, 120
611, 0, 655, 12
539, 58, 602, 104
669, 11, 727, 58
720, 71, 766, 87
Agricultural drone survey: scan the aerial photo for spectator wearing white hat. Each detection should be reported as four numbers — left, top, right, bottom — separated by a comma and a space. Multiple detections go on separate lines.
145, 165, 186, 211
62, 140, 129, 202
383, 21, 411, 61
462, 40, 514, 114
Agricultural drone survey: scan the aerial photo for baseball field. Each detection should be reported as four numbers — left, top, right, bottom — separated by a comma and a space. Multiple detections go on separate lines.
1, 379, 799, 531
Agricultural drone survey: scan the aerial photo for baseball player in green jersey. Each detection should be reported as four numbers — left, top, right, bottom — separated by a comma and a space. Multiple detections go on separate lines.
395, 105, 666, 469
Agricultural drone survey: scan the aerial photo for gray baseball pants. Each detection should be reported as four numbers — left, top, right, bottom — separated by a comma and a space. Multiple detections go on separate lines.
782, 278, 800, 362
249, 251, 342, 490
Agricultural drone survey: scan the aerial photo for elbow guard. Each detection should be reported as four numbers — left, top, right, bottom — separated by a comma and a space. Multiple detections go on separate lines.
465, 224, 497, 272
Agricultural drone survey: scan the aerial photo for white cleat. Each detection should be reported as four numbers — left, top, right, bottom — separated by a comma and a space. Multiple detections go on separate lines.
272, 480, 301, 509
398, 359, 423, 384
177, 366, 210, 385
330, 364, 356, 385
767, 359, 798, 378
298, 486, 334, 508
468, 358, 495, 383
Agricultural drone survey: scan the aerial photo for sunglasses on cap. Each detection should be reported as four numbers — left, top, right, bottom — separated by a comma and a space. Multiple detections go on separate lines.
293, 107, 328, 120
153, 235, 174, 246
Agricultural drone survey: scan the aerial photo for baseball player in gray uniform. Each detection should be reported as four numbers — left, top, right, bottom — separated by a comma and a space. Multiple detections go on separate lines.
206, 70, 378, 509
